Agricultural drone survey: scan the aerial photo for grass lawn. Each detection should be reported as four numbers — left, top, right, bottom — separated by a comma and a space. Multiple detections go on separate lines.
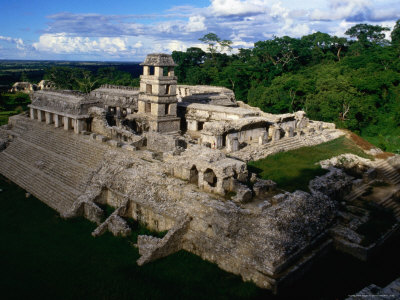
248, 136, 372, 192
0, 110, 18, 126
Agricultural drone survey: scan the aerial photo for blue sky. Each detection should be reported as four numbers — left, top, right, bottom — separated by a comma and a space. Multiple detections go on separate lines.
0, 0, 399, 61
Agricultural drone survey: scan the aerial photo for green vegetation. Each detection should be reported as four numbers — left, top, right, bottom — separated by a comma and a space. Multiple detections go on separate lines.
0, 175, 262, 300
0, 60, 142, 87
248, 136, 371, 192
44, 66, 140, 93
0, 92, 30, 125
173, 22, 400, 152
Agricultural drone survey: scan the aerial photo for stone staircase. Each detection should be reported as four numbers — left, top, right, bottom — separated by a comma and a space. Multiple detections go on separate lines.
0, 116, 109, 214
373, 159, 400, 219
4, 139, 93, 192
344, 183, 370, 202
10, 118, 108, 168
373, 159, 400, 185
0, 151, 80, 213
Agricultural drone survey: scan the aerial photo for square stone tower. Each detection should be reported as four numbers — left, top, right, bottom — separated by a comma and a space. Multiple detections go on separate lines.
138, 53, 181, 133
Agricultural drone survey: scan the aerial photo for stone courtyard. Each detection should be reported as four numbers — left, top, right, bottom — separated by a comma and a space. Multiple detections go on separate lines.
1, 53, 399, 293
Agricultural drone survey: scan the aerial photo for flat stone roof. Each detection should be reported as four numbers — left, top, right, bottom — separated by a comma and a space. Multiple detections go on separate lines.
33, 90, 87, 104
140, 53, 177, 67
31, 90, 101, 116
92, 87, 139, 96
182, 103, 259, 117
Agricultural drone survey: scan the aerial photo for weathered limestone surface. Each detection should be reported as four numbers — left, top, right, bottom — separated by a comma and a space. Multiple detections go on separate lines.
309, 167, 354, 200
177, 85, 237, 106
10, 82, 36, 93
30, 90, 101, 116
346, 277, 400, 299
137, 216, 191, 265
91, 85, 139, 111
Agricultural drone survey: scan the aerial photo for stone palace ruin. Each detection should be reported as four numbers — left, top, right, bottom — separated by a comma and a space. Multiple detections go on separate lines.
1, 54, 399, 293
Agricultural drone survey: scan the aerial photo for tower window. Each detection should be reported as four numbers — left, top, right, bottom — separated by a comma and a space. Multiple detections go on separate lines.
145, 102, 151, 113
166, 84, 170, 95
165, 104, 170, 115
146, 84, 152, 94
149, 66, 155, 75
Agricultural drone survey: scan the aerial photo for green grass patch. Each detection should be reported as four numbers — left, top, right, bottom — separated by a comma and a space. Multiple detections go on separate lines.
248, 136, 371, 192
0, 175, 263, 300
0, 110, 18, 125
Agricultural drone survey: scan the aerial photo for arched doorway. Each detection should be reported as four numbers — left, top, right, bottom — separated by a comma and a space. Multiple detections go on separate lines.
203, 168, 217, 187
189, 165, 199, 185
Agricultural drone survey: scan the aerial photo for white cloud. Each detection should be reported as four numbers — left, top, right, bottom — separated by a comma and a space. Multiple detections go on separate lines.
32, 33, 133, 55
186, 15, 207, 32
311, 0, 371, 21
5, 0, 400, 60
209, 0, 270, 17
0, 36, 25, 50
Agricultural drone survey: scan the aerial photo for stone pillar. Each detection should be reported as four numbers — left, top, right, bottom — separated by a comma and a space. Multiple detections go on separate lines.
74, 119, 84, 134
232, 138, 239, 151
30, 108, 36, 120
286, 127, 294, 138
63, 117, 71, 130
272, 128, 281, 142
227, 137, 239, 152
168, 67, 175, 76
260, 132, 269, 144
37, 110, 44, 122
154, 66, 162, 77
45, 112, 53, 124
215, 135, 224, 149
187, 120, 198, 131
54, 114, 62, 128
143, 66, 150, 76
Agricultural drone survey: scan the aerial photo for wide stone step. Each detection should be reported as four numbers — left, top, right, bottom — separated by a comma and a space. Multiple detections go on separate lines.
14, 119, 107, 168
0, 152, 79, 213
4, 139, 92, 191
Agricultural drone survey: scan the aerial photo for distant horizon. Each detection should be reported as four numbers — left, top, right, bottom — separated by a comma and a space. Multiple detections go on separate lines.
1, 0, 399, 61
0, 59, 142, 63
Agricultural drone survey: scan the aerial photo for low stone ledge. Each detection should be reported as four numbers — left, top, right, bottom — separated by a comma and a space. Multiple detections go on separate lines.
95, 134, 108, 142
107, 139, 121, 148
92, 214, 131, 237
122, 144, 137, 151
137, 216, 191, 266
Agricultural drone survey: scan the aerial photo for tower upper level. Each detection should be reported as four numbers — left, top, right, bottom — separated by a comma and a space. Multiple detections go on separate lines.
140, 53, 177, 78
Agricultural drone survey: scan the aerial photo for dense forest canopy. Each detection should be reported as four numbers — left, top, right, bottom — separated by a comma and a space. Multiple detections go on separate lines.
172, 22, 400, 153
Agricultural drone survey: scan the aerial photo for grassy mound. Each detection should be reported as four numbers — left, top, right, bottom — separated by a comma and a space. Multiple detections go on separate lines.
248, 136, 371, 192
